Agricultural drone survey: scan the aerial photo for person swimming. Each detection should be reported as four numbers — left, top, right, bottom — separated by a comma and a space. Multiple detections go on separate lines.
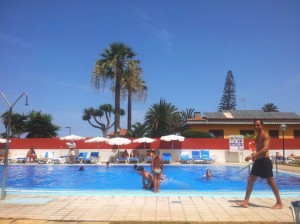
79, 166, 84, 171
204, 168, 214, 178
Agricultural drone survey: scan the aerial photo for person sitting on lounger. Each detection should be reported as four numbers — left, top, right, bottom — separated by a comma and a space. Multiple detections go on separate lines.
137, 166, 154, 190
276, 152, 283, 160
122, 150, 129, 158
26, 146, 37, 162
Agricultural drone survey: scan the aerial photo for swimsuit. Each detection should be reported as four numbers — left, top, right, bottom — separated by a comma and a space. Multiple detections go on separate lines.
251, 157, 273, 178
154, 169, 162, 174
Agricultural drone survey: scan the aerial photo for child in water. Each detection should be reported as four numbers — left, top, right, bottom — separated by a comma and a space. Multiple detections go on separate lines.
203, 168, 214, 178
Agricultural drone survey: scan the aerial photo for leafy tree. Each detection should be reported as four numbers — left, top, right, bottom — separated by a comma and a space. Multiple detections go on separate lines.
180, 108, 195, 121
126, 122, 150, 138
82, 104, 125, 137
121, 60, 147, 130
144, 98, 179, 137
92, 42, 139, 135
261, 103, 279, 112
218, 70, 237, 111
26, 110, 60, 138
182, 130, 212, 138
1, 111, 27, 138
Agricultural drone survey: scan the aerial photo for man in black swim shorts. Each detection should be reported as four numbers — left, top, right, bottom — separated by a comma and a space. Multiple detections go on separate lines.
236, 119, 283, 209
137, 166, 154, 189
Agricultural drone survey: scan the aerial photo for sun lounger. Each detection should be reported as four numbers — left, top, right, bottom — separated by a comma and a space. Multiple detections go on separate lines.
37, 151, 54, 164
200, 150, 213, 164
191, 151, 202, 164
52, 156, 66, 164
180, 151, 191, 164
116, 157, 128, 163
162, 153, 171, 164
128, 157, 139, 164
145, 156, 152, 163
0, 152, 12, 163
75, 152, 88, 163
84, 152, 100, 164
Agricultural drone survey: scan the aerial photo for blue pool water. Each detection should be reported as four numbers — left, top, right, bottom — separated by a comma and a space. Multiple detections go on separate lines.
0, 165, 299, 192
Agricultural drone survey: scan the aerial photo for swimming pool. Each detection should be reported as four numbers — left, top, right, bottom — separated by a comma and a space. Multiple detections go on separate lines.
1, 164, 300, 195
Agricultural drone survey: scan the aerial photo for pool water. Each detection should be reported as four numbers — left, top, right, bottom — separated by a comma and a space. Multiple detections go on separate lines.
1, 165, 299, 192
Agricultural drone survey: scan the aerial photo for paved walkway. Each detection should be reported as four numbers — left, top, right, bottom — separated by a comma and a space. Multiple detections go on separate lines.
0, 192, 299, 223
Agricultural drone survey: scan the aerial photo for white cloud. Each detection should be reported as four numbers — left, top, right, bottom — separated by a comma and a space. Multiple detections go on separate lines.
0, 33, 31, 49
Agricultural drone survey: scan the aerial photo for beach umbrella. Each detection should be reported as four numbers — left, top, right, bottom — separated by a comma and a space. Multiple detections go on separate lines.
160, 134, 185, 149
0, 138, 11, 143
59, 134, 85, 157
133, 137, 156, 149
106, 137, 131, 146
59, 134, 86, 141
106, 137, 131, 161
85, 136, 108, 151
85, 136, 108, 143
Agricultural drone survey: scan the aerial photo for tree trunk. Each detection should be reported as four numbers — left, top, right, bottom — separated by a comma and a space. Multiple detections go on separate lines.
114, 71, 121, 136
127, 89, 132, 130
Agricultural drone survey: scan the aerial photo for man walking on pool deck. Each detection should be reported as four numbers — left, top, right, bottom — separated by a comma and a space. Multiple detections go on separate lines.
236, 119, 283, 209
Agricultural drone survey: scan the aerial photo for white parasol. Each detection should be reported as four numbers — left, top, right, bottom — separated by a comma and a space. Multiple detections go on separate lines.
160, 134, 185, 149
59, 134, 86, 141
85, 136, 108, 151
106, 137, 131, 161
85, 136, 108, 143
0, 139, 11, 143
133, 137, 156, 149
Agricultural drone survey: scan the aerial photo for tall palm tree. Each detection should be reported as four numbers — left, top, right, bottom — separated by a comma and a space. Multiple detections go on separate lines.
92, 42, 136, 135
144, 98, 179, 137
121, 60, 147, 130
261, 103, 279, 112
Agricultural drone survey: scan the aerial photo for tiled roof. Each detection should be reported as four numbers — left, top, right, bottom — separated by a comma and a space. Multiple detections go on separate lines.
185, 110, 300, 125
204, 110, 300, 120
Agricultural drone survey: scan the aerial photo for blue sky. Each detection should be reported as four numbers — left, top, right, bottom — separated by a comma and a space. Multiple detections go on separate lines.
0, 0, 299, 137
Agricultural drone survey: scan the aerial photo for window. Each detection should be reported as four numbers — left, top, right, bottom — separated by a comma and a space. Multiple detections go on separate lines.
294, 130, 300, 139
240, 130, 255, 137
269, 130, 279, 138
209, 130, 224, 138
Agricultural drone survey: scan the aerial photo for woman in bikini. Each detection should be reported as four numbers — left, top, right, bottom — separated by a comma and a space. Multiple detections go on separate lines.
151, 149, 163, 193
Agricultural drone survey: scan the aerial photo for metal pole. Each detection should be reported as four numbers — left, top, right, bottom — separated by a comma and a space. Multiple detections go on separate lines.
275, 156, 278, 174
1, 92, 28, 200
282, 131, 285, 164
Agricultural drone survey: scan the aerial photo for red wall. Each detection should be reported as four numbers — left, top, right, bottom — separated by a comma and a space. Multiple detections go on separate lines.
1, 138, 299, 151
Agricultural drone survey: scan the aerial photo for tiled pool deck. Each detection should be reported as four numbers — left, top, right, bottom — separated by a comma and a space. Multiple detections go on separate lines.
0, 164, 299, 223
0, 193, 299, 223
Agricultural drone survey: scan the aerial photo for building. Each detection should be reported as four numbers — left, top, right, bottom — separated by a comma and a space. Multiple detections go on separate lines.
184, 110, 300, 139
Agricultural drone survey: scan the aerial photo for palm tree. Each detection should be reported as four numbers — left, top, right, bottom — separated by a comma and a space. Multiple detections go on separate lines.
262, 103, 279, 112
26, 111, 60, 138
82, 104, 125, 137
180, 108, 195, 121
92, 42, 137, 135
126, 122, 150, 138
144, 98, 179, 137
1, 111, 27, 138
121, 60, 147, 130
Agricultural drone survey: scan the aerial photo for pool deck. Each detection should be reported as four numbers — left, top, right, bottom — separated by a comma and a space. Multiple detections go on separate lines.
0, 164, 300, 223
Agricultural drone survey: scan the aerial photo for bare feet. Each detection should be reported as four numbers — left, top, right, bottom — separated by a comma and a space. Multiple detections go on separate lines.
271, 203, 283, 209
236, 201, 248, 208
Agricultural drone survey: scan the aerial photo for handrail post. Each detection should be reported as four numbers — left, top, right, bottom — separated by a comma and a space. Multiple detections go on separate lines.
1, 92, 28, 200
